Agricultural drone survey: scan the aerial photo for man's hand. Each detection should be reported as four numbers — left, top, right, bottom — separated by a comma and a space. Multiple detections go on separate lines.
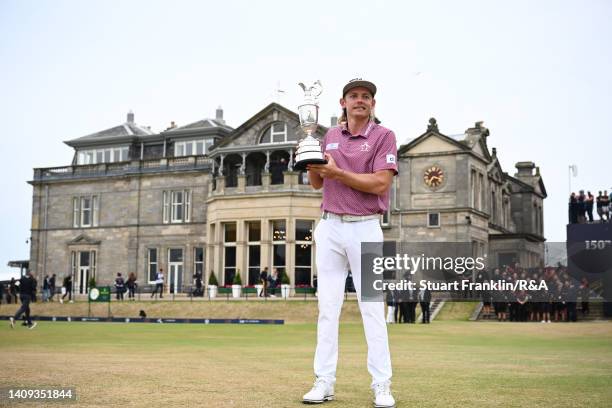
307, 154, 342, 180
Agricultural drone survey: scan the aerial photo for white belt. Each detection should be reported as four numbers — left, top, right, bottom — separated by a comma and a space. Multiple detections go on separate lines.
321, 211, 380, 222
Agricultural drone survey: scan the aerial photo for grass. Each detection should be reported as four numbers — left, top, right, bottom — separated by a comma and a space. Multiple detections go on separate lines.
436, 301, 478, 321
1, 317, 611, 408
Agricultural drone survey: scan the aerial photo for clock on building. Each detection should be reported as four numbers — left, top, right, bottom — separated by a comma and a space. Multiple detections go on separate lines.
424, 166, 444, 189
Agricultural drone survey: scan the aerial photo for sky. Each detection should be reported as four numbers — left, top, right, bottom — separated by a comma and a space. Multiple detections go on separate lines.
0, 0, 611, 280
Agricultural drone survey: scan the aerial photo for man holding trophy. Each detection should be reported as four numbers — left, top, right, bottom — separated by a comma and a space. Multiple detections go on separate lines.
298, 79, 397, 408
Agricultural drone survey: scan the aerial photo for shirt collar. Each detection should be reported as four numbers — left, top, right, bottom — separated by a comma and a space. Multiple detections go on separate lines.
341, 120, 376, 138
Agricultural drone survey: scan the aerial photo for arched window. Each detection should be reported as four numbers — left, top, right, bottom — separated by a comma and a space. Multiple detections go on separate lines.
259, 122, 298, 144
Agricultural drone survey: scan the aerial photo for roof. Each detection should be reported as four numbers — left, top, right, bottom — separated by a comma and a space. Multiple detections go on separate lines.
169, 118, 233, 132
64, 122, 155, 148
213, 102, 328, 150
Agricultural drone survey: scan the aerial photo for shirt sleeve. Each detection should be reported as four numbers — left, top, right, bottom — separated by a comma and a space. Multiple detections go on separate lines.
372, 130, 398, 175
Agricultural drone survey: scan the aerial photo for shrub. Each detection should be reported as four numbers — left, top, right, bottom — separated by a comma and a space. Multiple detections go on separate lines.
280, 270, 290, 285
233, 270, 242, 285
208, 271, 218, 286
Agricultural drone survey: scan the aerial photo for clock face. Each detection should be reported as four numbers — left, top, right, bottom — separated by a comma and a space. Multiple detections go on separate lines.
89, 288, 100, 301
424, 166, 444, 189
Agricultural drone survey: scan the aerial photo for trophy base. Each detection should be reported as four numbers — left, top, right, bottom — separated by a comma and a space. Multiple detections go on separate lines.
293, 158, 327, 171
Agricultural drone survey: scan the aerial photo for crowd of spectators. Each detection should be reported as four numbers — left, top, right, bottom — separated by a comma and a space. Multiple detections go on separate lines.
477, 266, 592, 322
568, 190, 611, 224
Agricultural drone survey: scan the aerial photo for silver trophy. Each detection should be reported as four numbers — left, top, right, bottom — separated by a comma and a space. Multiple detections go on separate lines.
294, 80, 326, 171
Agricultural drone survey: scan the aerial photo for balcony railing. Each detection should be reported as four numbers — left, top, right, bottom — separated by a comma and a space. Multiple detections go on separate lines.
33, 156, 214, 181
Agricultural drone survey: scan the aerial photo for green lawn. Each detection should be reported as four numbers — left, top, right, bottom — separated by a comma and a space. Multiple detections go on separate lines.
1, 320, 610, 407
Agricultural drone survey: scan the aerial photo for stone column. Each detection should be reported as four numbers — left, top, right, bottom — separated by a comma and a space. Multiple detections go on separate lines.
262, 173, 271, 192
237, 175, 246, 192
216, 176, 226, 195
288, 148, 294, 171
264, 151, 270, 173
218, 155, 225, 176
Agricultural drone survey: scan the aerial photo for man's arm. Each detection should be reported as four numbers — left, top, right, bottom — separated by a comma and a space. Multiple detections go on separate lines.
307, 170, 324, 190
308, 153, 394, 196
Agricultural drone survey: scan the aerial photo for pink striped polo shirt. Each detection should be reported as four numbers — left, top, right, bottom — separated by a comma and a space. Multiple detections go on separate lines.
320, 121, 398, 215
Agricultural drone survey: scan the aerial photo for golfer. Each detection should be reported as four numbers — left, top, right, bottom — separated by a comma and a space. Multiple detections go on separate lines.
303, 79, 397, 407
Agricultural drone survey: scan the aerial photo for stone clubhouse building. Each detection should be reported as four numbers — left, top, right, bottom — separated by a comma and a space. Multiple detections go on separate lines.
27, 103, 546, 294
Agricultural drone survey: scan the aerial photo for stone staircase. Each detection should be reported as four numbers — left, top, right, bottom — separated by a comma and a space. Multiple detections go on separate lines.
416, 298, 445, 323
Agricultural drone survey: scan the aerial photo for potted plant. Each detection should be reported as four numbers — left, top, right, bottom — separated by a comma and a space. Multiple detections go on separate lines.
280, 270, 291, 299
207, 271, 218, 299
232, 270, 242, 298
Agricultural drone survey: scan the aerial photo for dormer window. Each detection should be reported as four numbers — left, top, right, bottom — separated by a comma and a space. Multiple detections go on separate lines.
174, 139, 213, 156
77, 146, 129, 165
260, 122, 297, 144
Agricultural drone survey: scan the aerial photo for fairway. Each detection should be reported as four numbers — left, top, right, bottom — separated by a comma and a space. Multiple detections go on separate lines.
1, 320, 611, 408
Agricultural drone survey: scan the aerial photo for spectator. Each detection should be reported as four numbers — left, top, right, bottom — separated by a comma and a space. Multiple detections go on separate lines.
151, 268, 164, 298
126, 273, 137, 300
60, 275, 73, 303
602, 190, 610, 222
9, 271, 37, 329
418, 287, 431, 324
268, 268, 279, 297
585, 191, 594, 222
42, 275, 50, 302
193, 272, 203, 297
577, 190, 586, 224
115, 273, 125, 301
568, 193, 578, 224
596, 191, 605, 221
49, 274, 56, 302
8, 278, 17, 304
259, 267, 269, 298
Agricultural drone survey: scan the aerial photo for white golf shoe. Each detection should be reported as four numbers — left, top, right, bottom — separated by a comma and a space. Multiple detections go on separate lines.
372, 381, 395, 408
302, 377, 334, 404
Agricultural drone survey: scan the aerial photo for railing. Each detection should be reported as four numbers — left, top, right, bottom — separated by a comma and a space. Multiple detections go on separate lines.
33, 157, 214, 181
49, 284, 326, 302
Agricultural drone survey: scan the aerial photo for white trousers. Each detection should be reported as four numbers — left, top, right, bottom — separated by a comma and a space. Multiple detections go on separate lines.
313, 218, 392, 385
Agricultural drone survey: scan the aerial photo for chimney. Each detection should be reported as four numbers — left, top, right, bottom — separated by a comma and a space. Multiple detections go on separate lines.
515, 161, 535, 177
330, 115, 338, 127
216, 106, 225, 124
127, 110, 134, 124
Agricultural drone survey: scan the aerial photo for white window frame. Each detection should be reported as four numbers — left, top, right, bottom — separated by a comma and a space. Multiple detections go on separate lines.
80, 197, 92, 227
247, 221, 261, 285
260, 122, 289, 144
73, 195, 99, 228
162, 191, 170, 223
73, 197, 80, 228
295, 219, 314, 285
427, 212, 440, 228
147, 248, 159, 284
271, 219, 287, 274
171, 191, 184, 223
193, 247, 204, 277
163, 190, 191, 224
223, 222, 237, 286
174, 139, 210, 157
77, 146, 129, 165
